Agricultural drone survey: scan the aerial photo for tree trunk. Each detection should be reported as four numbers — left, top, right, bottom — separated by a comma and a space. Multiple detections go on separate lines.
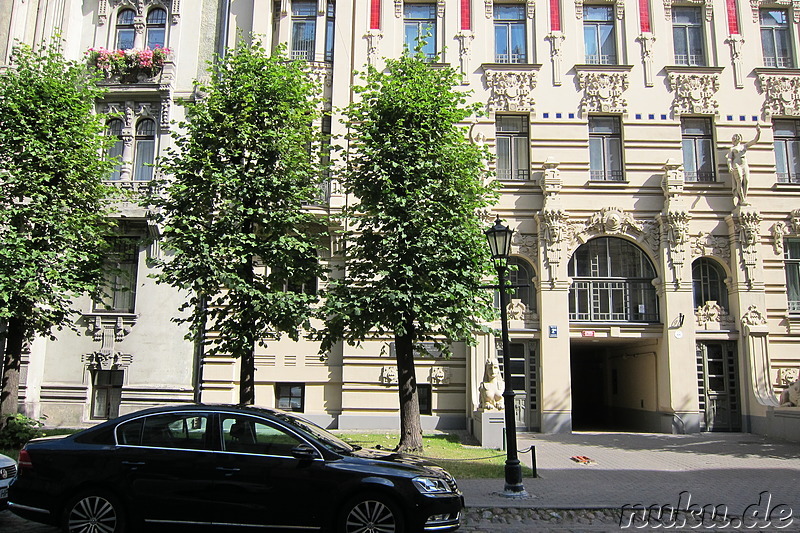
239, 346, 255, 405
238, 250, 256, 406
0, 317, 25, 430
395, 318, 423, 452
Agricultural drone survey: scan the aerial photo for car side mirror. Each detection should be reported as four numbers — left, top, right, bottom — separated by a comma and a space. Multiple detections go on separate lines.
291, 444, 317, 460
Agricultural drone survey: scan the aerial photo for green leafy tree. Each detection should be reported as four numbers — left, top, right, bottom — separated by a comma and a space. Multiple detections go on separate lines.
0, 42, 117, 424
152, 40, 325, 405
320, 54, 496, 452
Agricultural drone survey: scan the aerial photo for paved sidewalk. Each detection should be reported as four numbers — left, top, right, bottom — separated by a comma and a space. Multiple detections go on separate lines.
2, 431, 799, 532
458, 431, 800, 531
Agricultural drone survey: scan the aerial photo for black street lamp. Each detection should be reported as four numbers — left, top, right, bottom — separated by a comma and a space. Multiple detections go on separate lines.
484, 216, 527, 496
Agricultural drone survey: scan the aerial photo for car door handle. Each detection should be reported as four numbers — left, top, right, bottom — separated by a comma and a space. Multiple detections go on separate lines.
216, 467, 240, 473
121, 461, 146, 466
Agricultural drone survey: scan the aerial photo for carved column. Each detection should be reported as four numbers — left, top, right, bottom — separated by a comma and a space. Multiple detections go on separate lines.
638, 33, 656, 87
456, 31, 473, 83
547, 32, 564, 86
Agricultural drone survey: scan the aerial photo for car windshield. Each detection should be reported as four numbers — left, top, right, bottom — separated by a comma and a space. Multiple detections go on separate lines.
277, 413, 356, 453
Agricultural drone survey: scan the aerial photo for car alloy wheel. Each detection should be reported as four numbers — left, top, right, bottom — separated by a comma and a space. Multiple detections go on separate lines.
65, 492, 125, 533
342, 496, 402, 533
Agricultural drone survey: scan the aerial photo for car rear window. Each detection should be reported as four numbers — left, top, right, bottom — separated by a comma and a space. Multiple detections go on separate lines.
74, 425, 116, 445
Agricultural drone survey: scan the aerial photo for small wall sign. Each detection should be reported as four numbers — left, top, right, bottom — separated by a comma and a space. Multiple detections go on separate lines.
581, 330, 595, 337
548, 325, 558, 338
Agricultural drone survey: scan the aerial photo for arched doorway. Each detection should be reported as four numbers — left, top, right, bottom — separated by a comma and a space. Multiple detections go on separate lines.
567, 237, 660, 431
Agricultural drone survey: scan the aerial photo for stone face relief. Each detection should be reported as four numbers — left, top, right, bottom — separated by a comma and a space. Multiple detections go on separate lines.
485, 70, 538, 113
668, 72, 720, 116
578, 72, 629, 115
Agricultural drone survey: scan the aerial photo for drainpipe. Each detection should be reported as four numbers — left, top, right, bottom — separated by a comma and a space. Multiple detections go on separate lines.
217, 0, 231, 59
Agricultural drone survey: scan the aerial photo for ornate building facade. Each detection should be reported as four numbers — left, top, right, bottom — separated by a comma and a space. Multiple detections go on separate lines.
2, 0, 800, 441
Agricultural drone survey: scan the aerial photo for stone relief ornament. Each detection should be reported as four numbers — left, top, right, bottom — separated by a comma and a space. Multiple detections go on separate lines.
751, 0, 800, 24
663, 0, 713, 21
541, 157, 562, 197
366, 30, 382, 67
574, 0, 623, 19
380, 366, 398, 385
547, 32, 565, 86
778, 367, 800, 386
741, 304, 768, 327
512, 232, 537, 262
580, 207, 660, 252
780, 380, 800, 407
507, 299, 527, 321
456, 31, 473, 80
691, 232, 731, 261
668, 72, 720, 116
663, 210, 691, 287
578, 71, 629, 115
638, 33, 656, 87
540, 208, 571, 285
792, 209, 800, 234
429, 366, 450, 385
695, 301, 734, 331
484, 0, 493, 18
759, 73, 800, 118
82, 351, 133, 371
662, 158, 685, 198
772, 221, 788, 255
737, 209, 762, 288
394, 0, 402, 18
485, 69, 538, 113
727, 34, 745, 88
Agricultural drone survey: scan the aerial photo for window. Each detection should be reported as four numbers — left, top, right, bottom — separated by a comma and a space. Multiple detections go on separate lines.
774, 120, 800, 183
276, 383, 305, 412
672, 7, 705, 66
291, 0, 316, 60
134, 119, 156, 181
404, 3, 437, 61
692, 258, 728, 309
786, 239, 800, 313
418, 384, 432, 415
495, 257, 535, 311
496, 115, 530, 180
95, 237, 138, 313
681, 117, 715, 182
221, 415, 304, 455
568, 237, 658, 322
107, 119, 124, 181
135, 413, 210, 449
761, 9, 793, 68
589, 116, 623, 181
91, 369, 124, 419
583, 5, 616, 65
146, 8, 167, 49
116, 9, 136, 50
494, 4, 527, 64
325, 1, 335, 62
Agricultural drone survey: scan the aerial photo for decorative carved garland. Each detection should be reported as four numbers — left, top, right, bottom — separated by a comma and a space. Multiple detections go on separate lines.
668, 72, 720, 116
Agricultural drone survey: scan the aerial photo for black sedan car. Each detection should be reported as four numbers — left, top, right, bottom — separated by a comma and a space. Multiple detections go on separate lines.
9, 404, 462, 533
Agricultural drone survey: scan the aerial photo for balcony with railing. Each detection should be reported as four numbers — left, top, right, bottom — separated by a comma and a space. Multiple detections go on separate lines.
589, 170, 624, 182
685, 170, 716, 183
570, 280, 659, 323
496, 168, 531, 181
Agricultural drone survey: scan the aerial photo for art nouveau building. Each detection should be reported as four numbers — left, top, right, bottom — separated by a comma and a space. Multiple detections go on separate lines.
2, 0, 800, 442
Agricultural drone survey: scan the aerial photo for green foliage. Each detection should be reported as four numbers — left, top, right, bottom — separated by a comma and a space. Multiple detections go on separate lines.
319, 53, 497, 356
0, 41, 117, 340
151, 39, 326, 361
0, 414, 45, 449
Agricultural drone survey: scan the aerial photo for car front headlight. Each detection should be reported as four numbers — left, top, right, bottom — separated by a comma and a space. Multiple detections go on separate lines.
412, 476, 453, 494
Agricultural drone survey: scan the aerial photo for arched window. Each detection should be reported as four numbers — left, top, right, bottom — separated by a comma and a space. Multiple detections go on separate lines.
146, 8, 167, 49
692, 258, 728, 309
134, 119, 156, 181
107, 119, 124, 181
568, 237, 658, 322
116, 9, 136, 50
495, 257, 536, 312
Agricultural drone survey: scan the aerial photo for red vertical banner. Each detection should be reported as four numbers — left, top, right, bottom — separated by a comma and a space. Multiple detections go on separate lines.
370, 0, 381, 30
726, 0, 739, 34
639, 0, 651, 33
461, 0, 471, 31
550, 0, 561, 32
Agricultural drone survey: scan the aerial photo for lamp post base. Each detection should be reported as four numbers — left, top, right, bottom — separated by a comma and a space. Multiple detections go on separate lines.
500, 486, 530, 499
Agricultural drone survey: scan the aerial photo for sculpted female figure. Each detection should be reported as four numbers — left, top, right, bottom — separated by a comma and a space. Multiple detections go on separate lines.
726, 124, 761, 206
